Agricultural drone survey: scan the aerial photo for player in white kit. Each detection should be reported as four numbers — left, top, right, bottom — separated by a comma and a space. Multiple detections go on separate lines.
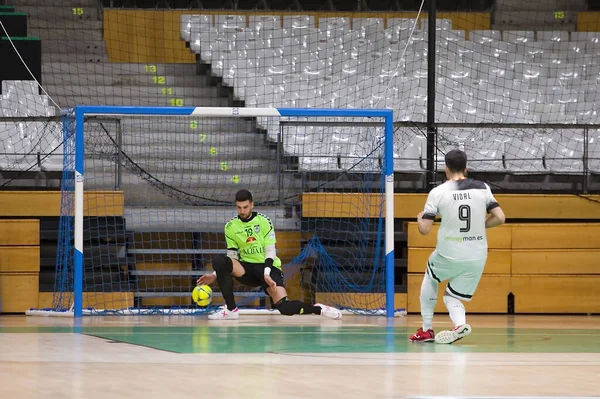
410, 149, 506, 344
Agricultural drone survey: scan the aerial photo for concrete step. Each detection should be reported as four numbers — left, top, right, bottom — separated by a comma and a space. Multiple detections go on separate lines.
86, 171, 287, 192
117, 117, 254, 134
42, 40, 106, 55
11, 0, 100, 6
42, 73, 209, 87
45, 84, 221, 98
85, 158, 276, 174
42, 62, 198, 75
43, 53, 109, 63
495, 0, 585, 10
29, 28, 103, 41
116, 184, 296, 207
491, 23, 577, 31
118, 132, 264, 146
16, 5, 101, 20
113, 143, 275, 159
123, 206, 298, 231
52, 95, 230, 107
28, 19, 103, 30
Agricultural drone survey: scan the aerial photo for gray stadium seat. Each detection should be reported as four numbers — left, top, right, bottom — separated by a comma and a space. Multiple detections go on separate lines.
180, 14, 212, 41
545, 130, 584, 173
469, 30, 501, 43
249, 15, 281, 32
536, 31, 569, 42
504, 133, 547, 173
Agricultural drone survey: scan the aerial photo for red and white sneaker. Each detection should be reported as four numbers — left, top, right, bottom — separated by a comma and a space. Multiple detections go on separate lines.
409, 328, 435, 342
315, 303, 342, 320
208, 306, 239, 320
435, 324, 471, 344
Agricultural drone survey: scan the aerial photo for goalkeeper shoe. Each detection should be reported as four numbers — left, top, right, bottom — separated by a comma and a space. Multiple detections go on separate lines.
315, 303, 342, 320
409, 328, 435, 342
208, 306, 239, 320
435, 324, 471, 344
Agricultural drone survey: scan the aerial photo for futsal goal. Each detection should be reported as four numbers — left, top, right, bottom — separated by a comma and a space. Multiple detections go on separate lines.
26, 105, 400, 318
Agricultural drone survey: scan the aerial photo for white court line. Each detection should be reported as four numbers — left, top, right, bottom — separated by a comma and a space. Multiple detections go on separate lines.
80, 331, 600, 336
410, 397, 600, 399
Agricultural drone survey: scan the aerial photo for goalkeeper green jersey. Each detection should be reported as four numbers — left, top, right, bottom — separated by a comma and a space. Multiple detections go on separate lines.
224, 212, 282, 269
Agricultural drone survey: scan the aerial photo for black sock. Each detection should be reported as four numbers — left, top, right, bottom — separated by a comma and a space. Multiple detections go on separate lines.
212, 255, 236, 311
276, 299, 321, 316
216, 273, 236, 311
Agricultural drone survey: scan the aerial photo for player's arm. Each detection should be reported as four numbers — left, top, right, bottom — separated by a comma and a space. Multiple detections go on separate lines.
486, 207, 505, 228
484, 184, 505, 229
224, 222, 239, 260
261, 216, 277, 275
417, 211, 434, 235
418, 189, 438, 235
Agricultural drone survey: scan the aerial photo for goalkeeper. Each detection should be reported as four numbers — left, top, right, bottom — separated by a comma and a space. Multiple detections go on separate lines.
197, 189, 342, 320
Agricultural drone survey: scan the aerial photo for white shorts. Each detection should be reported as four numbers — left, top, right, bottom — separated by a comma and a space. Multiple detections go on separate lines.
426, 250, 486, 301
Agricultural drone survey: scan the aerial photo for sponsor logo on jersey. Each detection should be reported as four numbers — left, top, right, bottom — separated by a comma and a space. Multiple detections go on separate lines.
444, 235, 484, 242
242, 246, 264, 255
246, 236, 256, 243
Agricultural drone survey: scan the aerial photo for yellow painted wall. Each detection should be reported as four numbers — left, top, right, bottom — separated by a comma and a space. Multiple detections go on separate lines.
577, 12, 600, 32
0, 191, 124, 217
302, 193, 600, 220
0, 220, 40, 313
407, 222, 600, 314
103, 10, 490, 63
104, 10, 197, 63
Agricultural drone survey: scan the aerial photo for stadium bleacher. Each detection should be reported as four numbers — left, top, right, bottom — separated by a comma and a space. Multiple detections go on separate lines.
181, 14, 600, 174
0, 80, 62, 173
2, 13, 599, 178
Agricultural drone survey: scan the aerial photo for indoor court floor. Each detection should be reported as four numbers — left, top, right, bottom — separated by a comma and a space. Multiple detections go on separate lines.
0, 314, 598, 399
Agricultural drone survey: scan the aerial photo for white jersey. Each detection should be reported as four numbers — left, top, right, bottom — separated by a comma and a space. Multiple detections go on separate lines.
422, 178, 499, 262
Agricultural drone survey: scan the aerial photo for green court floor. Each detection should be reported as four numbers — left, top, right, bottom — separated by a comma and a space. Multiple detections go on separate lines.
2, 325, 599, 354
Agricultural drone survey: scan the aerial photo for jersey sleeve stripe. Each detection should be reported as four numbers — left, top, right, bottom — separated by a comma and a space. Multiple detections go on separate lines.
486, 202, 500, 212
263, 226, 273, 238
225, 234, 236, 243
422, 213, 436, 220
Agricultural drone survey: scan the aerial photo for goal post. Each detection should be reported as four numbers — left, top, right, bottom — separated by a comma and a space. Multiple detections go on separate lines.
28, 105, 398, 318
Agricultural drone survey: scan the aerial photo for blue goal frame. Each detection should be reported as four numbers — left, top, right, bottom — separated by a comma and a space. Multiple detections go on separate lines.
68, 106, 396, 318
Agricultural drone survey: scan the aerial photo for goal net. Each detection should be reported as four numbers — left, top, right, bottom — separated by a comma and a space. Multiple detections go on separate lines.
27, 106, 398, 317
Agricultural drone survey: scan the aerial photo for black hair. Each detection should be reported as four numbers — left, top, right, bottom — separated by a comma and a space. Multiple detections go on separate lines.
444, 149, 468, 173
235, 189, 253, 203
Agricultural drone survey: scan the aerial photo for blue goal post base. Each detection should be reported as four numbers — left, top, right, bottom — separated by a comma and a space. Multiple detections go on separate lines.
63, 106, 396, 318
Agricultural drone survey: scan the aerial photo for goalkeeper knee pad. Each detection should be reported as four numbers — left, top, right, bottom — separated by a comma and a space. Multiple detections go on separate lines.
212, 255, 233, 275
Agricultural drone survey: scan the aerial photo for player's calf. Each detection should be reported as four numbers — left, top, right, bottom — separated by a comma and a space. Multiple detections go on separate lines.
274, 298, 342, 319
212, 255, 237, 312
275, 297, 318, 315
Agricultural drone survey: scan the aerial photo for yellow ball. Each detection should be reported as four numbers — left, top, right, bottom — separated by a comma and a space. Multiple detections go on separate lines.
192, 285, 213, 306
